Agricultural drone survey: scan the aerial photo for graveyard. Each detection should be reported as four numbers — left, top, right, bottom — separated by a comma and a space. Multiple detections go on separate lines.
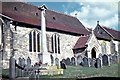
2, 63, 119, 79
1, 1, 120, 80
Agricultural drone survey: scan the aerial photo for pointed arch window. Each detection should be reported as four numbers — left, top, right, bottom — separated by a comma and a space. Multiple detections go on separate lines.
46, 34, 52, 53
101, 42, 107, 54
110, 40, 115, 54
51, 33, 60, 54
118, 43, 120, 53
29, 30, 40, 52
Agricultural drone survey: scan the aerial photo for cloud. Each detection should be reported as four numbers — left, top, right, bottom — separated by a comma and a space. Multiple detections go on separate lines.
68, 2, 118, 30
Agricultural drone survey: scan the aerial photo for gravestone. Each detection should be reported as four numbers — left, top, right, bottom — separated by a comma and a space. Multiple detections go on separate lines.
62, 59, 66, 63
90, 58, 96, 67
55, 58, 59, 68
9, 56, 16, 79
109, 55, 113, 63
96, 58, 101, 68
50, 55, 54, 65
18, 57, 22, 66
71, 57, 75, 65
60, 61, 66, 69
21, 58, 25, 77
65, 58, 70, 65
22, 58, 25, 67
112, 54, 117, 64
98, 53, 102, 58
18, 57, 22, 77
27, 57, 31, 67
102, 55, 109, 66
83, 57, 88, 67
88, 58, 92, 67
77, 56, 83, 65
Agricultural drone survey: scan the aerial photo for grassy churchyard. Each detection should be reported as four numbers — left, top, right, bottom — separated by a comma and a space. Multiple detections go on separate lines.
2, 63, 119, 79
43, 63, 119, 78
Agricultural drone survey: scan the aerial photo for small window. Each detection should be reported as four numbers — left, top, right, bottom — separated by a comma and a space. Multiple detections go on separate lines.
53, 17, 56, 20
14, 7, 17, 11
35, 13, 39, 16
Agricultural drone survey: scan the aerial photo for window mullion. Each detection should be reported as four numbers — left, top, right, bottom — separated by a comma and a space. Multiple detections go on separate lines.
36, 32, 38, 52
32, 31, 34, 52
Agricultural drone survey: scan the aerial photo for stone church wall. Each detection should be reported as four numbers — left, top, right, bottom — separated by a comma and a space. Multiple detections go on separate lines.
98, 40, 111, 55
87, 34, 101, 58
46, 31, 79, 61
3, 24, 79, 68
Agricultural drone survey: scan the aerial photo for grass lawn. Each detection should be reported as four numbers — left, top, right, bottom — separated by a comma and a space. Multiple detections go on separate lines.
45, 63, 119, 78
2, 63, 119, 79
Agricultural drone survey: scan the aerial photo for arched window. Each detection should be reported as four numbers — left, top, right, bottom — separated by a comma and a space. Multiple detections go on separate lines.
118, 43, 120, 53
29, 30, 40, 52
29, 32, 32, 52
33, 31, 36, 52
46, 34, 52, 52
110, 40, 115, 54
101, 42, 107, 54
37, 33, 40, 52
51, 33, 60, 54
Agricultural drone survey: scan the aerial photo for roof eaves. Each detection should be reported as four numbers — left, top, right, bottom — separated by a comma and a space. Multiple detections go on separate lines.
0, 13, 14, 20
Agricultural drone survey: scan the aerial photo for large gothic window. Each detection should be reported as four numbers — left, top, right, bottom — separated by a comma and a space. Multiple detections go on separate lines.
110, 40, 116, 54
101, 42, 107, 54
118, 43, 120, 53
51, 33, 60, 54
29, 30, 40, 52
46, 34, 53, 52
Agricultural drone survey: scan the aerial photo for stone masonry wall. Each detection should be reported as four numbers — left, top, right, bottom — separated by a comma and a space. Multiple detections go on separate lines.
98, 40, 111, 55
3, 24, 79, 68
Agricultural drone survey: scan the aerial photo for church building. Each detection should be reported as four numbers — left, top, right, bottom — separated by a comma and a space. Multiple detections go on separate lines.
0, 2, 119, 69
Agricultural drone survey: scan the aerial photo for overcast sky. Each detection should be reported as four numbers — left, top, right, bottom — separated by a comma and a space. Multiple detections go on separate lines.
3, 0, 119, 31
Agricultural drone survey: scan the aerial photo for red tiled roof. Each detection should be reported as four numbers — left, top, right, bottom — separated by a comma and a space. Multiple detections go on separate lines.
73, 36, 89, 49
1, 2, 89, 35
102, 26, 120, 41
94, 32, 111, 41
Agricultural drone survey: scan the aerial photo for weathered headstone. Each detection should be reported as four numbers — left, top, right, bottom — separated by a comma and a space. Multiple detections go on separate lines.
60, 61, 66, 69
27, 57, 31, 67
77, 56, 83, 65
112, 54, 117, 64
90, 58, 96, 67
18, 57, 22, 66
65, 58, 70, 65
98, 53, 102, 58
50, 55, 54, 65
62, 59, 66, 63
88, 58, 92, 67
18, 57, 22, 77
22, 58, 25, 67
83, 57, 88, 67
9, 56, 16, 79
55, 58, 59, 68
96, 58, 101, 68
102, 54, 109, 66
71, 57, 75, 65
